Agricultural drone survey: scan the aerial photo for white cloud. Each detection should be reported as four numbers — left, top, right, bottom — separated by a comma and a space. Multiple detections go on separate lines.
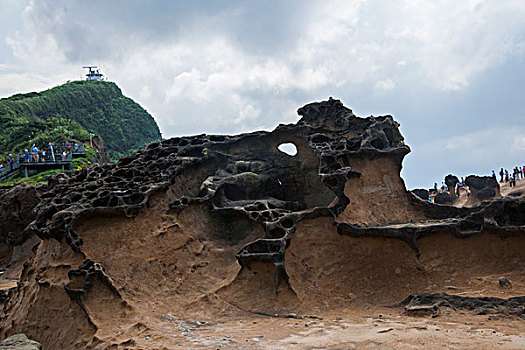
2, 0, 525, 189
512, 136, 525, 151
374, 79, 396, 91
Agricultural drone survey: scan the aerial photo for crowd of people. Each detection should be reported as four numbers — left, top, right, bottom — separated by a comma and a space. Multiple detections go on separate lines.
496, 166, 525, 188
429, 165, 525, 202
1, 141, 81, 173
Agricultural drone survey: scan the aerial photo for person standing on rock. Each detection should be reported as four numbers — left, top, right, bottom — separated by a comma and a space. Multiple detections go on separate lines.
499, 168, 504, 182
492, 170, 496, 181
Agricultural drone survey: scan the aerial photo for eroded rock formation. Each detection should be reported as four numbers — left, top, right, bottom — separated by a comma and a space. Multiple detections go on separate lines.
0, 98, 523, 348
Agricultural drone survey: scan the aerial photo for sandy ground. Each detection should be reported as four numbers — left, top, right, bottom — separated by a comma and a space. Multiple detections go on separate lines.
94, 307, 525, 349
500, 177, 525, 197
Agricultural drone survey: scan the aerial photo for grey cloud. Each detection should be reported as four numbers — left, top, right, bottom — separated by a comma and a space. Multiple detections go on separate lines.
24, 0, 311, 62
3, 0, 525, 190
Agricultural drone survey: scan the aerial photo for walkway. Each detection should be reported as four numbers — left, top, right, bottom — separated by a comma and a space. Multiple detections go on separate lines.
0, 144, 85, 182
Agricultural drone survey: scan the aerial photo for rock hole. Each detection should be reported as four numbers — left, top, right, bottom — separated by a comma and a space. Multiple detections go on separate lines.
277, 143, 298, 156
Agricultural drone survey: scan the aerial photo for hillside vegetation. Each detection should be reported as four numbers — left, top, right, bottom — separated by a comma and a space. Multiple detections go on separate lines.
0, 81, 161, 161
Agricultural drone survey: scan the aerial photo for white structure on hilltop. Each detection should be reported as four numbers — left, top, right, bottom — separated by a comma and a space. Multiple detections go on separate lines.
83, 66, 104, 81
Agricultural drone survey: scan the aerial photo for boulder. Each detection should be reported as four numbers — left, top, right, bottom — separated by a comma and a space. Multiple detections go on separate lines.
0, 334, 41, 350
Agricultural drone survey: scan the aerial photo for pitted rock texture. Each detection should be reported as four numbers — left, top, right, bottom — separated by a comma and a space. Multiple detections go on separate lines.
1, 98, 525, 349
21, 98, 525, 289
26, 98, 410, 287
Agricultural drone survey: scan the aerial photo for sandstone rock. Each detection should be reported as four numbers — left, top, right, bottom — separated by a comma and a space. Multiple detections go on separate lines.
1, 98, 524, 349
0, 184, 40, 246
465, 175, 500, 201
0, 334, 41, 350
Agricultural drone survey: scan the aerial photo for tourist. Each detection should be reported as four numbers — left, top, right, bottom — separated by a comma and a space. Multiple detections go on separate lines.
499, 168, 504, 182
9, 154, 14, 170
48, 142, 55, 162
25, 149, 30, 162
434, 183, 438, 194
74, 142, 79, 152
32, 145, 39, 162
67, 141, 71, 152
491, 170, 496, 180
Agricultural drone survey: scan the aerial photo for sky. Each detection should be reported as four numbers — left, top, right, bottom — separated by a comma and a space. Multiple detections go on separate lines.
1, 0, 525, 189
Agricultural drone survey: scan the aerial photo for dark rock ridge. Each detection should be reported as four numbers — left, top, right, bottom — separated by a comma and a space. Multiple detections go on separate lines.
400, 292, 525, 318
433, 192, 455, 205
465, 175, 500, 200
14, 98, 525, 292
411, 188, 429, 201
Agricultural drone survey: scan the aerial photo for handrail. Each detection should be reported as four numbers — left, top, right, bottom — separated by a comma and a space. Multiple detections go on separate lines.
1, 142, 86, 181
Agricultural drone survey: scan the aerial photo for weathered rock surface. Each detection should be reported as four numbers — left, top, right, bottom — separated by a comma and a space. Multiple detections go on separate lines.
465, 175, 500, 200
400, 292, 525, 318
0, 184, 40, 246
0, 334, 41, 350
0, 98, 523, 349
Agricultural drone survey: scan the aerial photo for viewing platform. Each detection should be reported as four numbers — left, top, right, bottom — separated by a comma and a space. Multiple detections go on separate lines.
0, 144, 86, 181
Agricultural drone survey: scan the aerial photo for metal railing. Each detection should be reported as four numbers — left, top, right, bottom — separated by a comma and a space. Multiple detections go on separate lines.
0, 159, 20, 179
1, 142, 85, 181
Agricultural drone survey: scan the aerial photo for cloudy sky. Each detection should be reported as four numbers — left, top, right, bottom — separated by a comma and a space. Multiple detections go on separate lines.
1, 0, 525, 189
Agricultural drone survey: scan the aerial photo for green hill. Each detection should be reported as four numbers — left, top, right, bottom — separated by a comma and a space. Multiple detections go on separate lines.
0, 81, 162, 161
